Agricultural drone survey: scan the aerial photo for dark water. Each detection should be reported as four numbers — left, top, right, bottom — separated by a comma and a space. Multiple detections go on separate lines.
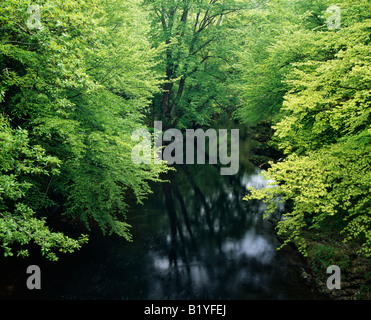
0, 121, 325, 299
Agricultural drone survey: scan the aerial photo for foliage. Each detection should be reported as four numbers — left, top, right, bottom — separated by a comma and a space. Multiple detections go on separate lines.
0, 0, 168, 259
0, 116, 88, 261
243, 0, 371, 258
232, 0, 371, 123
145, 0, 252, 128
1, 0, 369, 267
309, 244, 351, 274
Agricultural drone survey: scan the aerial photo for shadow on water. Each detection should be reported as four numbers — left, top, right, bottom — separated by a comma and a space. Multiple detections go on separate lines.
0, 119, 326, 300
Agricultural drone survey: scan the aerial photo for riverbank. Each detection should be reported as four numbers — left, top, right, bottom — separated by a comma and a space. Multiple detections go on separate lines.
305, 234, 371, 299
248, 121, 371, 300
269, 220, 371, 300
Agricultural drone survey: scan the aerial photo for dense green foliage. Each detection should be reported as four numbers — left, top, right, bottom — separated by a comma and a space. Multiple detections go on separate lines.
0, 0, 168, 260
145, 0, 252, 128
0, 0, 369, 285
243, 0, 371, 258
0, 115, 88, 260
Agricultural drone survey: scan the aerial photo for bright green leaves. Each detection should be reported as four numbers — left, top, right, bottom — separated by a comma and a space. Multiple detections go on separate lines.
0, 116, 61, 182
232, 0, 320, 123
243, 0, 371, 258
0, 0, 169, 260
0, 0, 101, 121
146, 0, 248, 128
0, 203, 89, 261
0, 116, 86, 261
275, 20, 371, 155
245, 135, 371, 257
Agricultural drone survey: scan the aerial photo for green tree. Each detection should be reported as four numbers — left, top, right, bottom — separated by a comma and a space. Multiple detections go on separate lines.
232, 0, 346, 123
145, 0, 251, 128
244, 1, 371, 257
0, 116, 88, 261
0, 0, 168, 259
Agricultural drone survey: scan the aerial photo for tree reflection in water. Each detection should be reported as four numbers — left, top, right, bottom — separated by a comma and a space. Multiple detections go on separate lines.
145, 157, 287, 299
0, 122, 324, 300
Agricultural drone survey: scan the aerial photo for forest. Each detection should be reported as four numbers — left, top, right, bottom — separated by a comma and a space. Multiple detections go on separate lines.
0, 0, 370, 299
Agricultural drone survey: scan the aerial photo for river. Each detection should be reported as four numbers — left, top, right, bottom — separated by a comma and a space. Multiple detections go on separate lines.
0, 119, 326, 299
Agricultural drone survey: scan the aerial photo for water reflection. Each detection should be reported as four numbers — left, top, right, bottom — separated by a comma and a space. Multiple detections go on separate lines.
139, 159, 287, 299
222, 230, 275, 264
0, 121, 324, 300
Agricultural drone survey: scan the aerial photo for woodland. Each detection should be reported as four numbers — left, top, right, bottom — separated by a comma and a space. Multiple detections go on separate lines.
0, 0, 370, 297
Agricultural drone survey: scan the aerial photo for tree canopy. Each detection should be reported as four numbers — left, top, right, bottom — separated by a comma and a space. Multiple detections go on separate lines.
145, 0, 254, 128
0, 0, 370, 275
0, 0, 168, 260
243, 0, 371, 258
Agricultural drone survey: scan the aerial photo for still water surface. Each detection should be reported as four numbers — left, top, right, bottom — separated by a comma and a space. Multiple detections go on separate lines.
1, 122, 325, 299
